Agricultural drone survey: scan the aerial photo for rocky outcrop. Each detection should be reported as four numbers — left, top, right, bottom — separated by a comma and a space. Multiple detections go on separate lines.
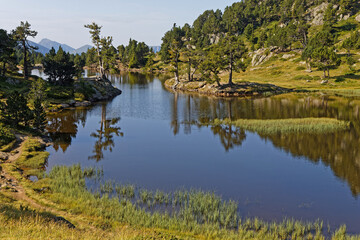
308, 2, 329, 26
250, 47, 279, 67
49, 77, 122, 112
78, 77, 122, 102
165, 79, 293, 97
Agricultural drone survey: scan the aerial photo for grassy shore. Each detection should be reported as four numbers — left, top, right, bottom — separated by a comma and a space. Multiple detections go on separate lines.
0, 137, 359, 239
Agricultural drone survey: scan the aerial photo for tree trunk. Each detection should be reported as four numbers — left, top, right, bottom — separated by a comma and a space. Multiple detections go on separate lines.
188, 59, 191, 82
174, 54, 180, 84
23, 40, 28, 80
228, 62, 233, 86
327, 68, 330, 78
323, 70, 326, 78
191, 66, 198, 81
2, 62, 5, 76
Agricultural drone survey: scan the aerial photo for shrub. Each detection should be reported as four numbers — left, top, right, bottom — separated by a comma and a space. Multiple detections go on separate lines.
0, 124, 15, 147
335, 77, 345, 83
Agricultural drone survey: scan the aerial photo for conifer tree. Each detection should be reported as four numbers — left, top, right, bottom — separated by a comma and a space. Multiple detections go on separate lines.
33, 97, 47, 132
12, 21, 37, 80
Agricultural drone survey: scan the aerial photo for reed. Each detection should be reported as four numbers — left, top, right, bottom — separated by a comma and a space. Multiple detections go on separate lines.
43, 164, 360, 239
213, 118, 351, 135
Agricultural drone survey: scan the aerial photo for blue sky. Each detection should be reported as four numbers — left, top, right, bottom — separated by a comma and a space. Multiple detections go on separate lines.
1, 0, 236, 48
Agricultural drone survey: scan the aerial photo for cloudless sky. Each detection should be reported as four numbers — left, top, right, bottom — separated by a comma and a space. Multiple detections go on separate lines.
1, 0, 237, 48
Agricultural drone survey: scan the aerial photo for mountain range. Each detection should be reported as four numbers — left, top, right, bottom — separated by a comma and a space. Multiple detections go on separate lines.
28, 38, 92, 55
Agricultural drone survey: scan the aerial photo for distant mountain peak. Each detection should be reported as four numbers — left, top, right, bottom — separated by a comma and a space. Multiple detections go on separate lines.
30, 38, 92, 55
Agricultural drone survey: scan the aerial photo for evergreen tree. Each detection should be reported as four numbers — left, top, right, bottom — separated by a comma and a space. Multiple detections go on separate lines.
303, 30, 340, 78
2, 91, 32, 127
43, 46, 76, 85
0, 29, 16, 76
219, 36, 248, 85
85, 22, 114, 79
28, 78, 46, 105
33, 97, 47, 132
12, 21, 38, 80
200, 45, 224, 87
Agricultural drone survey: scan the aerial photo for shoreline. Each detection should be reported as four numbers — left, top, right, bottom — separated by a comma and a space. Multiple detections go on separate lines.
164, 78, 294, 98
47, 77, 122, 113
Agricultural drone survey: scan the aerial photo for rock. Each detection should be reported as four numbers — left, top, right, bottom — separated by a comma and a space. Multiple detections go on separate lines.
356, 14, 360, 22
282, 54, 295, 59
309, 2, 329, 26
321, 80, 328, 84
250, 47, 278, 66
68, 100, 76, 106
0, 152, 8, 161
74, 101, 91, 107
59, 104, 70, 109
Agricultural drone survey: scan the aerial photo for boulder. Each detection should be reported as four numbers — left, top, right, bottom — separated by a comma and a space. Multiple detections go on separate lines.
356, 14, 360, 22
0, 152, 9, 161
282, 54, 295, 59
309, 2, 329, 26
321, 80, 328, 84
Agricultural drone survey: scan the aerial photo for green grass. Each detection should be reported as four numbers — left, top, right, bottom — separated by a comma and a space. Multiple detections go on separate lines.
2, 138, 360, 239
212, 118, 350, 135
41, 164, 359, 239
15, 138, 49, 178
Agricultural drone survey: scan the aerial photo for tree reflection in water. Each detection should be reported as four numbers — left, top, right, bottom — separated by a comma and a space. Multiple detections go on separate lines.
89, 103, 123, 162
169, 93, 360, 195
47, 108, 87, 153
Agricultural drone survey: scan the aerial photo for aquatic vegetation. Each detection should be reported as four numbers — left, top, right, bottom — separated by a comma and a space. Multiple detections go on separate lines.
44, 164, 360, 239
213, 118, 350, 135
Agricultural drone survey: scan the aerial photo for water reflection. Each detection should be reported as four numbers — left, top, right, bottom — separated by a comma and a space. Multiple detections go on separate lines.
46, 82, 360, 197
44, 72, 360, 232
47, 108, 87, 152
89, 103, 123, 162
47, 103, 123, 161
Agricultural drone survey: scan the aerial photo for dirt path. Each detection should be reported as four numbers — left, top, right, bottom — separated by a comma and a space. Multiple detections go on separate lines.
0, 135, 47, 210
0, 135, 79, 228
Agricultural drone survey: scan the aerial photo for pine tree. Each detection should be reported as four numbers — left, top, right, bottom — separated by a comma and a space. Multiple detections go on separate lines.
33, 98, 47, 132
12, 21, 38, 80
3, 91, 33, 127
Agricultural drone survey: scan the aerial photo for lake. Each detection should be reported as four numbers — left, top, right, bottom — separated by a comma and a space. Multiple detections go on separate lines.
42, 71, 360, 233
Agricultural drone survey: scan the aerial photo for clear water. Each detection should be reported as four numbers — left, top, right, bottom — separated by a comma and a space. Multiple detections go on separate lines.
44, 71, 360, 233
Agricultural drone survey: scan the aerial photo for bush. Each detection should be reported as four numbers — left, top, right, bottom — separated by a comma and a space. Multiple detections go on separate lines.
335, 77, 345, 83
0, 124, 15, 147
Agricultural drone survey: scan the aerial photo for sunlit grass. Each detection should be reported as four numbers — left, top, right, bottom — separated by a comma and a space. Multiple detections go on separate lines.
15, 138, 49, 178
213, 118, 350, 135
43, 164, 360, 239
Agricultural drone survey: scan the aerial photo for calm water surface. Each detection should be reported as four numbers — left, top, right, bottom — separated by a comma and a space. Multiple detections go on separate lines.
43, 72, 360, 233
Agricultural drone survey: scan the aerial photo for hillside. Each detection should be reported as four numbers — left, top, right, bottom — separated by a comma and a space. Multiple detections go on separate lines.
157, 0, 360, 97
